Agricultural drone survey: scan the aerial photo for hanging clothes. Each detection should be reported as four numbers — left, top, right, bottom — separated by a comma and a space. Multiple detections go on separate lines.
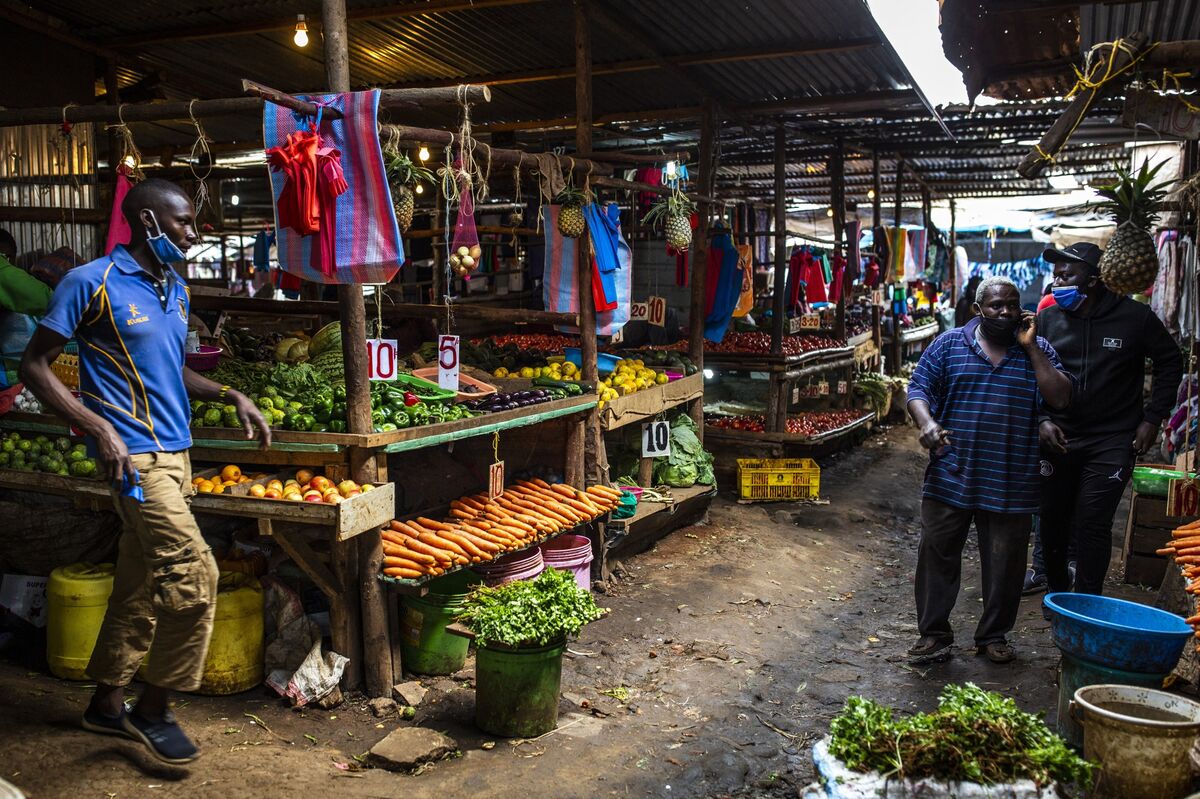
542, 205, 632, 337
886, 227, 907, 282
263, 89, 403, 285
863, 258, 882, 288
704, 233, 742, 342
733, 244, 755, 318
828, 254, 847, 304
105, 166, 134, 255
785, 247, 805, 311
905, 228, 926, 283
253, 230, 276, 270
584, 203, 622, 310
672, 248, 688, 287
843, 219, 862, 281
804, 251, 828, 304
873, 226, 890, 273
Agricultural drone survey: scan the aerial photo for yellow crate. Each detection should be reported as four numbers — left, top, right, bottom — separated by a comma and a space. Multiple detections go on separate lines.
736, 458, 820, 502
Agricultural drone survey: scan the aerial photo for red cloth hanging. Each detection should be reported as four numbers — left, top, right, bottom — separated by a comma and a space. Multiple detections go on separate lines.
313, 144, 348, 277
787, 249, 805, 309
267, 128, 321, 236
828, 255, 847, 304
863, 258, 882, 288
803, 255, 828, 303
591, 256, 617, 312
105, 166, 134, 254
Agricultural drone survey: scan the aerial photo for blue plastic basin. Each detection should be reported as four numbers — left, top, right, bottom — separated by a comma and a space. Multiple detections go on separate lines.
1043, 592, 1193, 674
564, 348, 621, 375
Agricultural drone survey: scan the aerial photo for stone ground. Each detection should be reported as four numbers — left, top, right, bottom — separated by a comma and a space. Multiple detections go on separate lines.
0, 427, 1147, 799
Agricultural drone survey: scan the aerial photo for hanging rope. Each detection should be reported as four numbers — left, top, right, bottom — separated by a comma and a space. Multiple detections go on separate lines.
1147, 69, 1200, 114
187, 100, 214, 214
105, 104, 145, 181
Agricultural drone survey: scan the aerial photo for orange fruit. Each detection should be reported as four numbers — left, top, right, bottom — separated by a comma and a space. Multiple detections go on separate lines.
211, 483, 225, 494
196, 480, 215, 493
191, 476, 207, 486
220, 465, 242, 482
267, 480, 284, 492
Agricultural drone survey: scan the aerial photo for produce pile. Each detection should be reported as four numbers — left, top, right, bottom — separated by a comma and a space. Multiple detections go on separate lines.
610, 349, 699, 377
463, 388, 561, 414
452, 335, 579, 374
191, 463, 268, 494
707, 410, 868, 437
0, 432, 98, 477
491, 358, 583, 381
13, 387, 42, 414
853, 372, 906, 419
660, 333, 846, 357
614, 412, 714, 488
456, 567, 604, 648
379, 480, 621, 581
828, 684, 1093, 788
256, 469, 373, 504
1155, 518, 1200, 646
598, 358, 670, 408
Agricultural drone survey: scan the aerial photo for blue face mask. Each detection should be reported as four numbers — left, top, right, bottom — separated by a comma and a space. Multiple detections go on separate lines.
144, 209, 187, 265
1051, 286, 1085, 310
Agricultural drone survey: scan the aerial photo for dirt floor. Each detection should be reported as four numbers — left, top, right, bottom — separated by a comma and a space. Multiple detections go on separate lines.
0, 427, 1148, 799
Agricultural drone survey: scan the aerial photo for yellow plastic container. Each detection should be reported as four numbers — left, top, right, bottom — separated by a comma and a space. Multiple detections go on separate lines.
737, 458, 820, 502
198, 572, 265, 695
47, 562, 115, 680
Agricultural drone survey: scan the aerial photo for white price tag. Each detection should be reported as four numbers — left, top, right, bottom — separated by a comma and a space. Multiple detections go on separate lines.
792, 387, 800, 404
366, 339, 398, 381
647, 296, 667, 327
438, 335, 460, 391
818, 380, 830, 396
630, 302, 649, 321
489, 460, 505, 500
871, 289, 885, 307
642, 420, 671, 458
800, 313, 821, 329
837, 380, 848, 395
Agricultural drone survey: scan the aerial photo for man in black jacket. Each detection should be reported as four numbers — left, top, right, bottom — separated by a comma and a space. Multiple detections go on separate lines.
1036, 242, 1183, 595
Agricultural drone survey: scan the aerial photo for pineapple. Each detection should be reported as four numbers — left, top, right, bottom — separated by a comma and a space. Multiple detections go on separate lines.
383, 150, 433, 234
554, 186, 588, 239
644, 191, 698, 251
1094, 159, 1174, 295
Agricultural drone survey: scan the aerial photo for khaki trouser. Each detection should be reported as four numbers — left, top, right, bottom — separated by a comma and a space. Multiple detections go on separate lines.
86, 451, 218, 692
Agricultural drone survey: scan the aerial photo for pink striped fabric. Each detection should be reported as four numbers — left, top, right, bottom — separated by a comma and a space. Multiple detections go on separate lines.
263, 90, 403, 284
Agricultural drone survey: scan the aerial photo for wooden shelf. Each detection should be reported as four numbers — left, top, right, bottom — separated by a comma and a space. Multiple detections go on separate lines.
704, 411, 875, 445
704, 345, 854, 374
883, 324, 938, 347
378, 394, 596, 453
599, 373, 703, 431
605, 484, 717, 560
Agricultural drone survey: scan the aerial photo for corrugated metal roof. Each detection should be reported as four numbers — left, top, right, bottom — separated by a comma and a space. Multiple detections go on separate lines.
1082, 0, 1200, 48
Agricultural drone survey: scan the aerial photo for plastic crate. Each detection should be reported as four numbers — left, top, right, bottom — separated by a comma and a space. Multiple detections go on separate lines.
737, 458, 820, 502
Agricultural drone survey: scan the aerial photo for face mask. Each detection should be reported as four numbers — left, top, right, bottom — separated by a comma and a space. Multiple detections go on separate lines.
1051, 286, 1085, 310
144, 209, 186, 265
978, 315, 1020, 344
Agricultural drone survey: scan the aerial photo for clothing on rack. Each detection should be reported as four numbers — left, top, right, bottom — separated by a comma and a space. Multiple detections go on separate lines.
105, 167, 134, 255
906, 228, 927, 283
704, 233, 742, 342
843, 220, 862, 281
828, 254, 847, 304
886, 227, 907, 282
252, 230, 276, 270
733, 244, 754, 318
967, 257, 1047, 289
584, 203, 622, 310
541, 205, 631, 337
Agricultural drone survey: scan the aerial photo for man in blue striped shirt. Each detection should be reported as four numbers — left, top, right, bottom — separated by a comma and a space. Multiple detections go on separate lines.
907, 277, 1072, 664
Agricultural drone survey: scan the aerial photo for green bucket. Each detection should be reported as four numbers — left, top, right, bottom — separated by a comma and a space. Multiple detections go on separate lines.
475, 640, 565, 738
399, 592, 469, 676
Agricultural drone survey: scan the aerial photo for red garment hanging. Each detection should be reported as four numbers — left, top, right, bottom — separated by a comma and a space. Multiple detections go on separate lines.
803, 255, 828, 303
828, 255, 847, 303
787, 249, 805, 309
313, 144, 348, 276
267, 128, 321, 236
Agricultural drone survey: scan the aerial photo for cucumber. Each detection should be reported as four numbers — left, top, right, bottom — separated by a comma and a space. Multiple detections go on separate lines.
532, 376, 587, 395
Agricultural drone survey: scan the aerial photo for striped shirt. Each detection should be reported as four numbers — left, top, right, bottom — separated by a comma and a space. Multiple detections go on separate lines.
907, 316, 1070, 514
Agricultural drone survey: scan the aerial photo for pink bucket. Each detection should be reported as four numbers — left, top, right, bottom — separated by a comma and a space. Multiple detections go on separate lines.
471, 548, 545, 587
539, 534, 594, 591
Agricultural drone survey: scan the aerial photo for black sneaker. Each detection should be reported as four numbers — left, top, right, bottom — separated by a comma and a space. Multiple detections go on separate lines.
122, 710, 200, 765
81, 705, 132, 738
1022, 569, 1048, 596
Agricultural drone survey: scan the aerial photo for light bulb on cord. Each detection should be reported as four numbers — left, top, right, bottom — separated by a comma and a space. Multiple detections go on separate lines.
867, 188, 876, 200
230, 193, 240, 206
293, 14, 309, 47
415, 184, 424, 194
418, 146, 430, 162
664, 160, 677, 178
826, 207, 834, 217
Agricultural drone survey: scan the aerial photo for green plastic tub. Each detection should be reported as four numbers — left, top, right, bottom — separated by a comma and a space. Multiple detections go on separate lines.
475, 640, 565, 738
1132, 467, 1196, 498
399, 592, 469, 675
395, 372, 457, 403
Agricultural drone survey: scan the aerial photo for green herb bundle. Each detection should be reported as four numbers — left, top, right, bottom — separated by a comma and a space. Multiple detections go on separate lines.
828, 684, 1093, 790
455, 568, 604, 648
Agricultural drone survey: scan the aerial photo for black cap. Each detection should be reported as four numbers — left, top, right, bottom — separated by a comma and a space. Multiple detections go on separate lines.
1043, 242, 1102, 272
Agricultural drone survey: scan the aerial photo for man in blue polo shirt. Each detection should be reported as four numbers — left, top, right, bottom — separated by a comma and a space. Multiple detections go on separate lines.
906, 277, 1072, 664
20, 179, 270, 765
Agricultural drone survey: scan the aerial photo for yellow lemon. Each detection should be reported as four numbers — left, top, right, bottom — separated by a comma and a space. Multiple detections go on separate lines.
519, 367, 535, 379
656, 373, 669, 385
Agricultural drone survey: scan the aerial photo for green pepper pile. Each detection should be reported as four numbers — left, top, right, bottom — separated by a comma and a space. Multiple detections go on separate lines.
367, 382, 479, 433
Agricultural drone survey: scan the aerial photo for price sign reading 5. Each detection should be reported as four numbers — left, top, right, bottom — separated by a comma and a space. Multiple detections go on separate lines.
438, 335, 460, 391
642, 420, 671, 458
647, 296, 667, 327
366, 339, 398, 381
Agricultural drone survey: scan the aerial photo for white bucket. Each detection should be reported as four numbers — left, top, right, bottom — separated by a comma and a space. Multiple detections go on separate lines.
1072, 684, 1200, 799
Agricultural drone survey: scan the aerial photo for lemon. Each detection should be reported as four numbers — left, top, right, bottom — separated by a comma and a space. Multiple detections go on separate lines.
519, 367, 535, 379
493, 367, 509, 378
655, 373, 669, 385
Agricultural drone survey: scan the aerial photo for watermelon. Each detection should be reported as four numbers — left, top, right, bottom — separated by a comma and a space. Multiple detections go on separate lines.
310, 322, 342, 358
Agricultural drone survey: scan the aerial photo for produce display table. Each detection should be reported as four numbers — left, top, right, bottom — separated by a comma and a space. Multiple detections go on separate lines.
599, 373, 703, 431
704, 411, 876, 461
603, 484, 716, 564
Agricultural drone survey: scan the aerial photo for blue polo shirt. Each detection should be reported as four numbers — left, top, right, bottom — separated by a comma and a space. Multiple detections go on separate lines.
39, 246, 192, 455
907, 317, 1070, 514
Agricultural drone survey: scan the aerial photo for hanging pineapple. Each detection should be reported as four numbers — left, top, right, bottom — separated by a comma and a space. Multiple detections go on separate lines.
554, 185, 589, 239
643, 190, 698, 251
1094, 159, 1174, 295
384, 150, 434, 234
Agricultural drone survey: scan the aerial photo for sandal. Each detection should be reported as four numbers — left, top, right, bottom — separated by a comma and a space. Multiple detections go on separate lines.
977, 641, 1015, 663
907, 636, 953, 664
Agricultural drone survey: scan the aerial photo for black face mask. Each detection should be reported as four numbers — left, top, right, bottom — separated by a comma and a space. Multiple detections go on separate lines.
978, 315, 1020, 344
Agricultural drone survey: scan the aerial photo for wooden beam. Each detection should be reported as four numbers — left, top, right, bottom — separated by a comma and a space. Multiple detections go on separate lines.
392, 39, 880, 90
871, 150, 882, 229
0, 208, 108, 225
188, 294, 580, 327
272, 525, 342, 598
575, 0, 602, 487
689, 99, 717, 435
770, 123, 787, 359
577, 150, 690, 165
591, 175, 722, 205
1018, 32, 1149, 179
380, 123, 612, 175
243, 78, 491, 121
108, 0, 553, 48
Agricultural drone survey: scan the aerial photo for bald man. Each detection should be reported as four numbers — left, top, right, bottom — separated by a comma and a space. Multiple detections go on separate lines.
21, 179, 270, 764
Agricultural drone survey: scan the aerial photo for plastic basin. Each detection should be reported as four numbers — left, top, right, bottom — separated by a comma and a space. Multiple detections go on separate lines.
184, 345, 222, 371
564, 347, 620, 375
1043, 592, 1193, 673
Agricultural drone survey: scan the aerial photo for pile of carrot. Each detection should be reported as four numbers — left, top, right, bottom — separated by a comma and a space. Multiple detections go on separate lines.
1155, 518, 1200, 649
380, 479, 624, 580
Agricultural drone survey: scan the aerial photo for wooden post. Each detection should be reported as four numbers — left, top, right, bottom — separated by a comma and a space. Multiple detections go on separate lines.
949, 197, 958, 307
893, 158, 904, 229
871, 150, 882, 230
889, 158, 904, 376
770, 123, 787, 358
574, 0, 603, 485
831, 138, 847, 341
322, 0, 385, 697
871, 303, 883, 374
689, 99, 717, 435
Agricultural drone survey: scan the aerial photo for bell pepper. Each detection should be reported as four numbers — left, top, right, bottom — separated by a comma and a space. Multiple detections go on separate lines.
329, 420, 347, 433
403, 391, 420, 407
389, 408, 411, 429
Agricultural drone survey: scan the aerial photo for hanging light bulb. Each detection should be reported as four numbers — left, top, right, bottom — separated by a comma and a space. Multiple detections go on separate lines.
867, 188, 876, 200
293, 14, 309, 47
418, 146, 431, 162
826, 207, 834, 217
415, 183, 425, 195
230, 193, 240, 206
664, 160, 678, 179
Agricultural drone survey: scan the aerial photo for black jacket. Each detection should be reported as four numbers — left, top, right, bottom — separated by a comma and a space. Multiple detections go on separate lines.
1037, 287, 1183, 436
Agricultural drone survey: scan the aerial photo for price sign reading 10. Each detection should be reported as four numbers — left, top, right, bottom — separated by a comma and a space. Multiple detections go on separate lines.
366, 339, 398, 381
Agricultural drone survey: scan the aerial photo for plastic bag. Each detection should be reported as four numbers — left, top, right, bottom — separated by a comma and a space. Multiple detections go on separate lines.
449, 171, 481, 279
266, 639, 348, 708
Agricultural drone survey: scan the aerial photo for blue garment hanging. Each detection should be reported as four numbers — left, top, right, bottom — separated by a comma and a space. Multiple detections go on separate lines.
704, 233, 742, 342
584, 202, 621, 305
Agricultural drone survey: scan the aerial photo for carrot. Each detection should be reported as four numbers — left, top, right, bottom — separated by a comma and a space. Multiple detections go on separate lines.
383, 567, 424, 579
382, 529, 411, 548
442, 530, 492, 559
1172, 537, 1200, 548
562, 497, 597, 517
454, 529, 502, 552
402, 536, 454, 564
382, 543, 436, 565
417, 530, 469, 560
1160, 547, 1180, 556
549, 483, 576, 500
1177, 519, 1200, 532
588, 484, 622, 500
392, 520, 426, 539
383, 556, 427, 571
417, 517, 457, 534
1187, 614, 1200, 625
1178, 556, 1200, 564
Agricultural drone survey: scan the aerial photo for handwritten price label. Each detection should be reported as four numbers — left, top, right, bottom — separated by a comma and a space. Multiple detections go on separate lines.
630, 302, 649, 321
1168, 478, 1200, 517
438, 335, 460, 391
489, 460, 505, 500
366, 339, 398, 381
800, 313, 821, 329
647, 296, 667, 327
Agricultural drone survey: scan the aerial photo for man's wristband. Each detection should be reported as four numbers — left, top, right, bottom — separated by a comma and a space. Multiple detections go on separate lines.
218, 385, 232, 401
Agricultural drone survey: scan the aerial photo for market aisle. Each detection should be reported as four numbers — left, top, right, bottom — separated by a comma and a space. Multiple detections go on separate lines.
0, 428, 1134, 799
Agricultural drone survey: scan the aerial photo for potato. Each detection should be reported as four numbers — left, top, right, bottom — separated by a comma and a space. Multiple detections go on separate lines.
457, 246, 470, 258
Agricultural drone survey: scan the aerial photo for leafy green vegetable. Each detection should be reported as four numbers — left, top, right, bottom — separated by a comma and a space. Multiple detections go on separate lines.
828, 684, 1094, 790
455, 567, 604, 648
653, 412, 715, 488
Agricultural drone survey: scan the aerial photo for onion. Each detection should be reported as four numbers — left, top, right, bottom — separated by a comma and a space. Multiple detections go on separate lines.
461, 255, 475, 269
456, 246, 470, 258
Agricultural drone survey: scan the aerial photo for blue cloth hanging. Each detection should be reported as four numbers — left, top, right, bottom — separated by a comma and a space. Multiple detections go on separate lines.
705, 233, 742, 342
584, 202, 621, 306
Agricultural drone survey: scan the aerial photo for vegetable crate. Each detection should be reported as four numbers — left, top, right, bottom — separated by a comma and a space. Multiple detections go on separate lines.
736, 458, 820, 502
